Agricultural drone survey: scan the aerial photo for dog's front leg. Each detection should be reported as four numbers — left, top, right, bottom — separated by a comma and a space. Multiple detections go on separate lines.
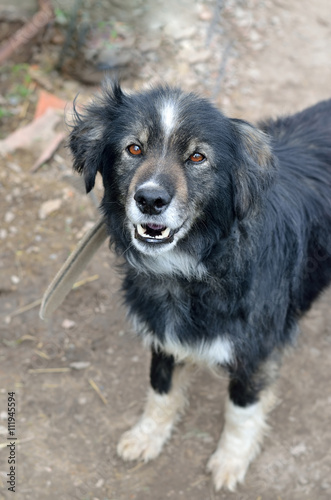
207, 358, 278, 491
117, 348, 192, 462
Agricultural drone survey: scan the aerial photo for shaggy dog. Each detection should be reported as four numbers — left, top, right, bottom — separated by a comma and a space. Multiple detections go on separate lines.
69, 82, 331, 490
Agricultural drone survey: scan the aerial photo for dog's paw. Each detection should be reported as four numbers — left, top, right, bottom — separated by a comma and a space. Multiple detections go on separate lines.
206, 448, 249, 492
117, 418, 170, 462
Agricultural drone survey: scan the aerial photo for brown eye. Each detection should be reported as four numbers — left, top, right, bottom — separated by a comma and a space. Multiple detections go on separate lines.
128, 144, 142, 156
189, 152, 205, 163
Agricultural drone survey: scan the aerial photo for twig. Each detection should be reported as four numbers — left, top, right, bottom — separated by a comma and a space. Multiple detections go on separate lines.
0, 0, 54, 64
34, 349, 51, 360
4, 274, 99, 319
88, 378, 108, 405
28, 368, 71, 373
9, 298, 42, 318
72, 274, 99, 289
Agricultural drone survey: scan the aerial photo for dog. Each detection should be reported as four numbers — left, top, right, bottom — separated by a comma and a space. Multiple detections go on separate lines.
68, 81, 331, 491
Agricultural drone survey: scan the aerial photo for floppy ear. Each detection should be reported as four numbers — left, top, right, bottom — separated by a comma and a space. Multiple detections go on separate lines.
69, 81, 124, 193
230, 119, 277, 220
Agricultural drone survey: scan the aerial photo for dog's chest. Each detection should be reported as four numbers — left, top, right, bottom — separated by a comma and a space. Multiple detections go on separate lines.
126, 271, 234, 367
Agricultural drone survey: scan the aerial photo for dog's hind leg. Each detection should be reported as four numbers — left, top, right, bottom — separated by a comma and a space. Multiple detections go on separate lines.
207, 356, 279, 491
117, 348, 193, 462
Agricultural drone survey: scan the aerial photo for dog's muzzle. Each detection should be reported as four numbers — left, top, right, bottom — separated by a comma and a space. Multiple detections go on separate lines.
133, 185, 176, 244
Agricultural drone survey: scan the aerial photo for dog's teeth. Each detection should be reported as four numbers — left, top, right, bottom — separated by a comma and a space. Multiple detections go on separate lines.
136, 224, 171, 240
161, 227, 171, 238
150, 227, 171, 239
137, 224, 147, 237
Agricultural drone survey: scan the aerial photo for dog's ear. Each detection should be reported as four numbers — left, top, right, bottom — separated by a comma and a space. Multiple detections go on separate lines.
230, 119, 277, 220
69, 81, 124, 193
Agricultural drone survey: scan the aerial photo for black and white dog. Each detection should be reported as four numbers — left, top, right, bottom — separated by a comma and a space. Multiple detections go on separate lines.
69, 82, 331, 491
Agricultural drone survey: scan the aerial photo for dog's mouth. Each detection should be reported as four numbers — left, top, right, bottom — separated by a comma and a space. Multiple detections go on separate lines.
135, 223, 176, 244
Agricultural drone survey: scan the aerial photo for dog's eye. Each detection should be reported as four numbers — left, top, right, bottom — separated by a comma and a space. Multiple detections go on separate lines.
128, 144, 142, 156
189, 152, 205, 163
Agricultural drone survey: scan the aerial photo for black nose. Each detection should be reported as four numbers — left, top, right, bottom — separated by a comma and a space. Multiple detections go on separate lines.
134, 186, 172, 215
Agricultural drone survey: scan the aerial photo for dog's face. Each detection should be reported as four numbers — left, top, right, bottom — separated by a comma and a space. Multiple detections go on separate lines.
70, 82, 276, 257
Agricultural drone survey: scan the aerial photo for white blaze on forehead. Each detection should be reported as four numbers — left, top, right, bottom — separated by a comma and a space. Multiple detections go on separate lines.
160, 100, 177, 138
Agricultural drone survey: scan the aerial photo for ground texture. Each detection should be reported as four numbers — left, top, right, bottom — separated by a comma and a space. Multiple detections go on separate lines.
0, 0, 331, 499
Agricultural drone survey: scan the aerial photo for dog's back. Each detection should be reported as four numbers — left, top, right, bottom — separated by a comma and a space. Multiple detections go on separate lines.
261, 99, 331, 313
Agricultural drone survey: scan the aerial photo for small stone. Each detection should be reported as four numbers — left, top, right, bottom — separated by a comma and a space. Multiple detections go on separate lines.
11, 275, 20, 285
26, 246, 40, 254
0, 229, 8, 239
70, 361, 91, 370
39, 198, 62, 219
61, 319, 76, 330
95, 478, 104, 488
4, 211, 15, 223
290, 442, 307, 456
0, 425, 8, 435
199, 5, 213, 21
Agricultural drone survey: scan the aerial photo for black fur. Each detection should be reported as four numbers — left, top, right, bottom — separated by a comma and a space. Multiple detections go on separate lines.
150, 348, 175, 394
69, 82, 331, 413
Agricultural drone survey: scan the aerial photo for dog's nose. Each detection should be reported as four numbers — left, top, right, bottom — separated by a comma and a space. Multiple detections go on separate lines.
134, 186, 172, 215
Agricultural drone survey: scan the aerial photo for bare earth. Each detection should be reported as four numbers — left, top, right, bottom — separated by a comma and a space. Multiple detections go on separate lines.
1, 0, 331, 499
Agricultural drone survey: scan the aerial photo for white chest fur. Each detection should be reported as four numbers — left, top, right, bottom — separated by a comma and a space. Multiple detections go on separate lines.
130, 249, 209, 281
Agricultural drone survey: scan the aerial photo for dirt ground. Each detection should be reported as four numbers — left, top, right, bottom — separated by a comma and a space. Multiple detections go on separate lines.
1, 0, 331, 499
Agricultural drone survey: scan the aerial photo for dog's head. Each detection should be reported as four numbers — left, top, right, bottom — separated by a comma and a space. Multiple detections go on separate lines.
70, 82, 277, 257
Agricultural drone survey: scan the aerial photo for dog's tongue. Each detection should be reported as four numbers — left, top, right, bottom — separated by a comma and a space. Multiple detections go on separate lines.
146, 223, 166, 230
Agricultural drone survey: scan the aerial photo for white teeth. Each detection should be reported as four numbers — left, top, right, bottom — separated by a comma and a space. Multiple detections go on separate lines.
160, 227, 171, 238
137, 224, 146, 237
136, 224, 171, 240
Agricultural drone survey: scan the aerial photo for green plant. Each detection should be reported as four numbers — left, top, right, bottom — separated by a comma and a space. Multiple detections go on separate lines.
0, 107, 12, 119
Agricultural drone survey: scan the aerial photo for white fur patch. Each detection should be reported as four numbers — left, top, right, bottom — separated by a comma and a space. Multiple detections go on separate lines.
207, 389, 276, 491
160, 100, 177, 138
140, 249, 208, 280
117, 365, 191, 462
136, 180, 160, 191
142, 329, 234, 367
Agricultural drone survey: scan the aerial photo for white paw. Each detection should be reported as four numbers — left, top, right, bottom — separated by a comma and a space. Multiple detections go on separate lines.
117, 418, 170, 462
206, 448, 249, 492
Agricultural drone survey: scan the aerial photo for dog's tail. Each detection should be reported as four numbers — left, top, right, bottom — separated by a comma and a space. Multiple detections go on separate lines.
39, 218, 108, 320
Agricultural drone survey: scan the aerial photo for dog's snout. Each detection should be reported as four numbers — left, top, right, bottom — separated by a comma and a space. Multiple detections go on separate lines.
134, 186, 172, 215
